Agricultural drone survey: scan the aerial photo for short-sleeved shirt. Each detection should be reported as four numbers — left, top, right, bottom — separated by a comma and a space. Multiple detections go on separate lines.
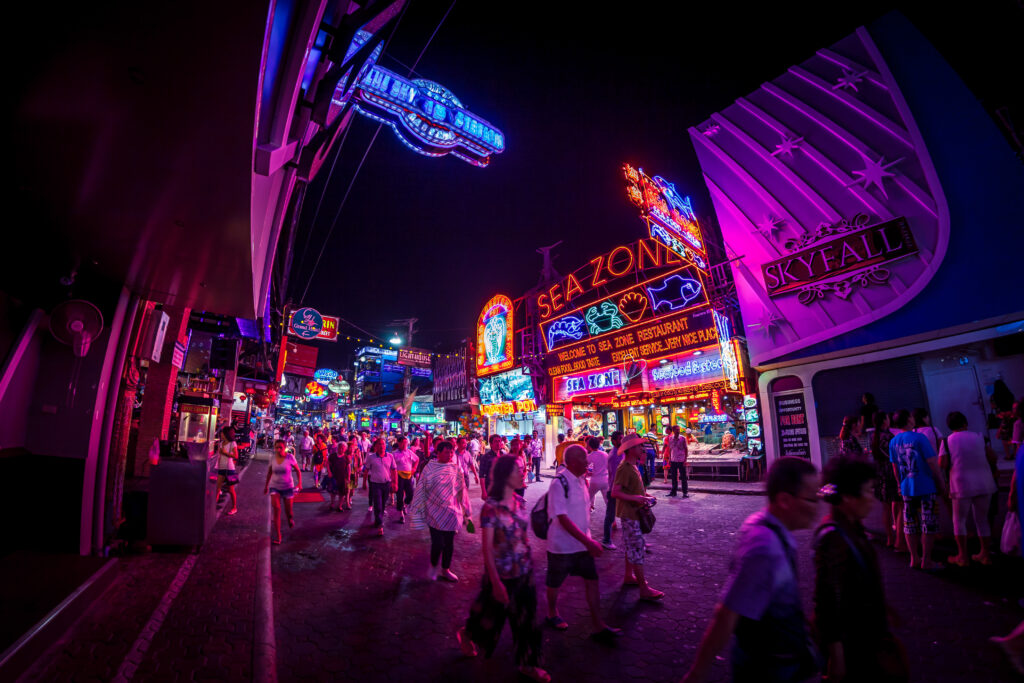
269, 453, 299, 489
480, 496, 533, 579
547, 470, 591, 554
298, 435, 314, 453
889, 430, 938, 497
721, 509, 801, 622
364, 452, 397, 484
606, 448, 623, 498
667, 436, 689, 462
479, 449, 501, 483
587, 449, 609, 484
468, 439, 481, 457
393, 448, 419, 475
527, 440, 543, 460
613, 460, 645, 520
942, 430, 996, 498
217, 440, 238, 471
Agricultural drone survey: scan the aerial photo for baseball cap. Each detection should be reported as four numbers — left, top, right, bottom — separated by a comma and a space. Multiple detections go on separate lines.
619, 433, 646, 452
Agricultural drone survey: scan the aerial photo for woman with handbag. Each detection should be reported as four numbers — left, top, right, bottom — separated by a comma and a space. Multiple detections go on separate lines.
815, 458, 908, 682
411, 439, 472, 582
611, 433, 664, 601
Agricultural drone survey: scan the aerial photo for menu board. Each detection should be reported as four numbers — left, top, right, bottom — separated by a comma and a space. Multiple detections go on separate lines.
774, 393, 811, 459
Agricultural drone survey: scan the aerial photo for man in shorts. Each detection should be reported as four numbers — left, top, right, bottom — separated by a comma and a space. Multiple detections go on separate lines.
545, 444, 620, 640
612, 433, 663, 601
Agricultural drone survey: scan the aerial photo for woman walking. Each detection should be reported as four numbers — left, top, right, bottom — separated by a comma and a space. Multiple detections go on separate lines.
346, 440, 362, 510
312, 432, 329, 489
264, 440, 302, 544
509, 438, 527, 495
324, 439, 350, 511
815, 458, 906, 682
939, 411, 997, 566
457, 456, 549, 682
585, 435, 610, 511
411, 440, 472, 581
216, 426, 239, 515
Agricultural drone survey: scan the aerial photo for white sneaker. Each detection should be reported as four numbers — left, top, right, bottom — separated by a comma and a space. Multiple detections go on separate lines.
440, 569, 459, 582
428, 564, 439, 581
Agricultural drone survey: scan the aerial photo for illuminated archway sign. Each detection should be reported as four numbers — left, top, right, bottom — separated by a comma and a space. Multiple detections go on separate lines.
304, 381, 328, 400
352, 65, 505, 167
476, 294, 514, 378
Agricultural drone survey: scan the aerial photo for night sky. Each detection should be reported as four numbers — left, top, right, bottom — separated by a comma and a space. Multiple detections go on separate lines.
290, 0, 1022, 372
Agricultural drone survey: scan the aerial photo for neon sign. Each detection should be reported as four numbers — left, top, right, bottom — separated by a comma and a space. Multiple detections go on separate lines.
650, 354, 724, 384
313, 368, 338, 384
476, 294, 514, 377
289, 307, 324, 339
698, 413, 730, 423
547, 315, 585, 349
558, 368, 622, 401
352, 66, 505, 167
624, 164, 708, 270
536, 237, 690, 321
713, 310, 740, 391
304, 381, 328, 400
647, 274, 703, 313
585, 301, 624, 335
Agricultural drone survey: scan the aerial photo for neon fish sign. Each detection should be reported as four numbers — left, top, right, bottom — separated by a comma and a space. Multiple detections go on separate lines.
352, 66, 505, 167
624, 164, 708, 270
647, 274, 703, 312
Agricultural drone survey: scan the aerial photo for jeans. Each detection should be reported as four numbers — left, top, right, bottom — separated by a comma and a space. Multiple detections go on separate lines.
369, 481, 389, 527
647, 452, 657, 480
603, 492, 616, 543
670, 461, 688, 495
429, 526, 456, 568
532, 457, 541, 481
396, 476, 415, 513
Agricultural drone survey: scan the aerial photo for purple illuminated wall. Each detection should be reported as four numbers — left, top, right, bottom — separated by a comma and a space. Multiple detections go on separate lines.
689, 20, 951, 366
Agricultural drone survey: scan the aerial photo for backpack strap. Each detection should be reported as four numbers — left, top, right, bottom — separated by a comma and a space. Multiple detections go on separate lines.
814, 522, 867, 571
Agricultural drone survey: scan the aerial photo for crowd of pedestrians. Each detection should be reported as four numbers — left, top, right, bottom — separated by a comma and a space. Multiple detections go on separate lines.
242, 410, 1022, 682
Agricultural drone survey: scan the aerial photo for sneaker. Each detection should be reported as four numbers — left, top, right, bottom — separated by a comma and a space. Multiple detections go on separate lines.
227, 507, 238, 515
427, 564, 439, 581
682, 493, 689, 498
601, 541, 617, 550
439, 569, 459, 582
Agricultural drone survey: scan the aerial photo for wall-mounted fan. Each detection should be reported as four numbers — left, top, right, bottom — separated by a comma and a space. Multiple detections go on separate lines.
50, 299, 104, 357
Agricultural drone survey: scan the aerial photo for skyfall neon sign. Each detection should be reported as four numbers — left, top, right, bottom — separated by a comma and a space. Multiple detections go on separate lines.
352, 66, 505, 167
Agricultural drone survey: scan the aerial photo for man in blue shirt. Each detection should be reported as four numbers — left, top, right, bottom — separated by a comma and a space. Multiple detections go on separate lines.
682, 457, 821, 682
888, 409, 947, 570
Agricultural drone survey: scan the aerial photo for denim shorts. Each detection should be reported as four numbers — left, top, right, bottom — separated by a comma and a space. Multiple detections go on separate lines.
270, 487, 295, 499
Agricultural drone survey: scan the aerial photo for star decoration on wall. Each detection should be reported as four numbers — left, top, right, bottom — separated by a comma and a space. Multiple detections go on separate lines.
846, 155, 903, 200
702, 123, 720, 136
752, 309, 784, 339
832, 69, 868, 92
770, 135, 804, 158
756, 215, 787, 237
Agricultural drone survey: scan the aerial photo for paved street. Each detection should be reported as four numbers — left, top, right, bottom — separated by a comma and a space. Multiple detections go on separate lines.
272, 473, 1023, 683
19, 452, 1023, 682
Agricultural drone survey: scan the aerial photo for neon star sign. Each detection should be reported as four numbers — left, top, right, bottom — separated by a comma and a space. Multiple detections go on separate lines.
352, 66, 505, 167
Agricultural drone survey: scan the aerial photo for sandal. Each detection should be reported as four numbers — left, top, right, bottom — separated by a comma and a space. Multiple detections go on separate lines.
518, 666, 551, 682
639, 589, 665, 602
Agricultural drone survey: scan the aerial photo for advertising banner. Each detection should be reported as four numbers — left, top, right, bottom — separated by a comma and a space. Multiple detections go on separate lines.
397, 347, 432, 368
774, 393, 811, 459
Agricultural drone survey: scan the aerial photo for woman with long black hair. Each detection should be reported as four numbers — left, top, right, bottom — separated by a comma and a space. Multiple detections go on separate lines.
457, 455, 549, 682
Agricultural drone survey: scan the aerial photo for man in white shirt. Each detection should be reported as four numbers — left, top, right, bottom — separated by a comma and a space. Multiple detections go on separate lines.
545, 445, 620, 640
391, 436, 419, 523
665, 425, 689, 498
363, 445, 397, 535
455, 437, 479, 488
525, 432, 543, 482
298, 429, 315, 471
467, 432, 481, 462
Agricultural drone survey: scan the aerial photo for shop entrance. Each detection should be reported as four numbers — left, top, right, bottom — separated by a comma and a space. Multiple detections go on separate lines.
921, 365, 987, 441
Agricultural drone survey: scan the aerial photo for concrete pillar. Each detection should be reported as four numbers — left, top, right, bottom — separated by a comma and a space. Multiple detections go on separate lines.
133, 305, 190, 477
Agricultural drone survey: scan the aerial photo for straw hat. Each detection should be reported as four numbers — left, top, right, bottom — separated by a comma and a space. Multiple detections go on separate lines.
619, 433, 646, 452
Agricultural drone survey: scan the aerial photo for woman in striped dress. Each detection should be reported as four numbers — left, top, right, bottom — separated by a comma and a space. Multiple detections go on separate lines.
411, 439, 472, 582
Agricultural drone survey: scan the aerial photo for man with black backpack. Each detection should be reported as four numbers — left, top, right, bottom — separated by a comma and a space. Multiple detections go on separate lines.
541, 445, 620, 640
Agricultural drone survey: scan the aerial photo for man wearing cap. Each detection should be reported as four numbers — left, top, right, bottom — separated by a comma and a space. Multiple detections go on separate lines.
612, 433, 664, 601
665, 425, 690, 498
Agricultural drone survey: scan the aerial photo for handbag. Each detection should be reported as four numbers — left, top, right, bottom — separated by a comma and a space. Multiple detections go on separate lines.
1001, 510, 1021, 556
637, 499, 657, 534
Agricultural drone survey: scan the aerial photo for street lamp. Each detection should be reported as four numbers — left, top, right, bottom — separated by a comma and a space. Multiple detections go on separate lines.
389, 334, 402, 346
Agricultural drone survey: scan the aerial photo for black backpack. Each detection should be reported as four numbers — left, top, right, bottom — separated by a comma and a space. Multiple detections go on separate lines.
530, 474, 569, 540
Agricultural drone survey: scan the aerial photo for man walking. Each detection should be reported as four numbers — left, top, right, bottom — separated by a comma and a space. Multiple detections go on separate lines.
392, 436, 419, 523
665, 425, 689, 498
363, 440, 398, 536
298, 429, 314, 471
681, 457, 821, 682
455, 436, 480, 489
543, 445, 621, 640
478, 434, 504, 500
612, 433, 663, 601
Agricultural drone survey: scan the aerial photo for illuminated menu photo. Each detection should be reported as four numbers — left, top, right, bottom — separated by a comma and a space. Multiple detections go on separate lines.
478, 367, 536, 416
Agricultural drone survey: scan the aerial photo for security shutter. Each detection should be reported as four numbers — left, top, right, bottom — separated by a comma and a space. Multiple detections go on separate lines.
811, 355, 925, 438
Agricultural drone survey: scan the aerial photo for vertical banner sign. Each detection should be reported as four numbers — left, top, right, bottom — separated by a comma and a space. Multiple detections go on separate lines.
476, 294, 515, 378
774, 393, 811, 458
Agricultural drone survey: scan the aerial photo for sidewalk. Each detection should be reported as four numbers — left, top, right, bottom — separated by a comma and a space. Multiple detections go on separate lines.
539, 467, 765, 495
22, 450, 273, 682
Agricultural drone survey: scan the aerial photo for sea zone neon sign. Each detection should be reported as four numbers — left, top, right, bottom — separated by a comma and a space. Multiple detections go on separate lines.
477, 294, 514, 378
352, 66, 505, 167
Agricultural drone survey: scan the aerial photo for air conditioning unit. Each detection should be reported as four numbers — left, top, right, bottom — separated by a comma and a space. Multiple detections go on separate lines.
142, 310, 171, 362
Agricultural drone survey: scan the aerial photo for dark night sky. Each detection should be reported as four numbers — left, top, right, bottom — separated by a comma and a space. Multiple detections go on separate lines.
290, 0, 1022, 372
